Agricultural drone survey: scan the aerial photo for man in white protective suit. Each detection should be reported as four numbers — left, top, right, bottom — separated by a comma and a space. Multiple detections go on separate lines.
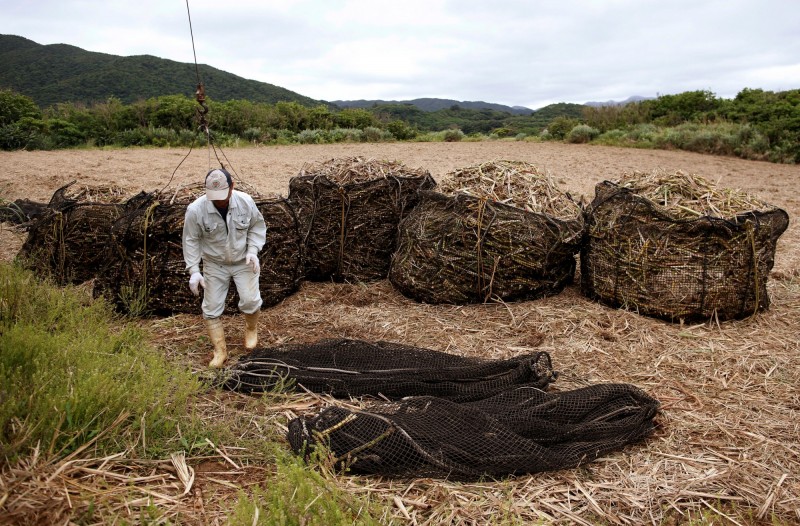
182, 168, 267, 368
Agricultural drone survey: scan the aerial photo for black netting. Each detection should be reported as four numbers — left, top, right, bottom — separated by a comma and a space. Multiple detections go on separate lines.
18, 202, 122, 285
581, 181, 790, 321
220, 338, 659, 480
0, 198, 49, 226
288, 169, 436, 283
389, 191, 584, 304
95, 192, 302, 315
220, 338, 555, 401
288, 384, 659, 480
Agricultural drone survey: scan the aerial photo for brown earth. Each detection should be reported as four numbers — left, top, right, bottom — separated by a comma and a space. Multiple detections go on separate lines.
1, 142, 798, 525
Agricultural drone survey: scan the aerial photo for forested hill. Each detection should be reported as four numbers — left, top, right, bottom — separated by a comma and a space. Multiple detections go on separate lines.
334, 98, 535, 115
0, 34, 324, 107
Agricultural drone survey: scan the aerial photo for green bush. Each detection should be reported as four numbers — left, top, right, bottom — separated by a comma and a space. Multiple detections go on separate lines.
329, 128, 363, 142
595, 129, 628, 145
546, 116, 580, 140
627, 123, 659, 143
386, 119, 416, 140
443, 128, 465, 142
0, 89, 41, 126
242, 127, 263, 143
566, 124, 599, 144
297, 129, 330, 144
361, 126, 384, 142
115, 128, 148, 146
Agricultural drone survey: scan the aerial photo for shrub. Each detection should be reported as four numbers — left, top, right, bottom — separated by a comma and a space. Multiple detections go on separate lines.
566, 124, 599, 144
628, 123, 659, 143
298, 129, 328, 144
242, 127, 263, 143
491, 127, 515, 138
275, 129, 298, 145
387, 119, 417, 140
515, 133, 528, 141
0, 117, 47, 150
546, 116, 580, 140
595, 129, 628, 145
443, 128, 465, 142
115, 128, 148, 147
361, 126, 384, 142
328, 128, 362, 143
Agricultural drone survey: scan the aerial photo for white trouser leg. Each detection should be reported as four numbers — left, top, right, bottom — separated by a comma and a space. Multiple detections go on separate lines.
201, 259, 262, 318
201, 259, 232, 319
231, 260, 263, 314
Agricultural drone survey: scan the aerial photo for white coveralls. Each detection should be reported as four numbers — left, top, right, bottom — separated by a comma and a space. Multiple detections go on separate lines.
182, 190, 267, 319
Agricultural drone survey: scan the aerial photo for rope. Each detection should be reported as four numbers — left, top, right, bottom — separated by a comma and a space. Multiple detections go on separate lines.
163, 0, 242, 192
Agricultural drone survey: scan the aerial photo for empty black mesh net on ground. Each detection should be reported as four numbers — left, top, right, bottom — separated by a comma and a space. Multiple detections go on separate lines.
288, 157, 436, 283
287, 383, 659, 480
220, 338, 556, 401
95, 186, 302, 315
581, 174, 789, 321
221, 338, 659, 479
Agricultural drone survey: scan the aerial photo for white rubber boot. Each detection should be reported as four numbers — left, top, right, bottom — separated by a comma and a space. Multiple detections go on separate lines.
244, 312, 259, 351
205, 318, 228, 368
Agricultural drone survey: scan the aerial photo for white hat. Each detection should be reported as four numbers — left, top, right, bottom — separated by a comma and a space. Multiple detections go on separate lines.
205, 169, 231, 200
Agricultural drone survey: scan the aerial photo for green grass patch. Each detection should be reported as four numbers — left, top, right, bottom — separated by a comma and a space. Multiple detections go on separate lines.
0, 262, 203, 460
228, 448, 382, 525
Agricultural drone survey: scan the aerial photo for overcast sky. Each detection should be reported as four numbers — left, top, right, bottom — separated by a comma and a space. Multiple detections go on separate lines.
2, 0, 799, 109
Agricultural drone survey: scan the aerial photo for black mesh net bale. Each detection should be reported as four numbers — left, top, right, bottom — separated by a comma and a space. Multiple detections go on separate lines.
288, 383, 659, 480
95, 183, 302, 315
17, 182, 126, 285
288, 156, 436, 283
219, 338, 556, 401
389, 160, 585, 304
581, 170, 790, 321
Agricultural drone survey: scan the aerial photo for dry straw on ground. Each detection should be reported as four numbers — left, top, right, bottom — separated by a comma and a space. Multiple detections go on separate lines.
1, 144, 798, 525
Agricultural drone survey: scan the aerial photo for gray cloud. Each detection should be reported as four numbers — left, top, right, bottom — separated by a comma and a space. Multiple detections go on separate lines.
1, 0, 798, 109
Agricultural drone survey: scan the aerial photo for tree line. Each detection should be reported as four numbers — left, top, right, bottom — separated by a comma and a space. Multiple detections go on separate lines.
1, 87, 798, 163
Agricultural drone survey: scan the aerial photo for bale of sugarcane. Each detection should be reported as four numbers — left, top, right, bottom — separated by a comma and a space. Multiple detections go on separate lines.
580, 169, 790, 321
95, 183, 302, 316
288, 156, 436, 283
16, 182, 128, 285
389, 160, 585, 304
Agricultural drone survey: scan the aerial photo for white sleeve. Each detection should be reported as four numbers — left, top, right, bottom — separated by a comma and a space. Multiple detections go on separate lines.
182, 204, 203, 274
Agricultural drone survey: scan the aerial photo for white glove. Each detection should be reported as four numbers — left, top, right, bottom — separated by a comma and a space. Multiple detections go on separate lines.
189, 272, 205, 296
245, 253, 260, 275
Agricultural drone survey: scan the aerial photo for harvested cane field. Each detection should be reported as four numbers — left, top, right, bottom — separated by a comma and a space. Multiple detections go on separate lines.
1, 141, 799, 525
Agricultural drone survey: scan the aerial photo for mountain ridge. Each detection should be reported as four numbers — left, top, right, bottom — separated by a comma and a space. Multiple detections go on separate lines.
0, 34, 323, 107
2, 33, 636, 117
333, 98, 535, 115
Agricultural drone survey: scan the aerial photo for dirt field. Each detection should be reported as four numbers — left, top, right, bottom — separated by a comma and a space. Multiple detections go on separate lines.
1, 142, 799, 524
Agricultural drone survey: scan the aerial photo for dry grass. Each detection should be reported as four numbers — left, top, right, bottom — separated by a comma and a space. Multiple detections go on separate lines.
1, 144, 798, 524
298, 156, 430, 184
615, 169, 775, 219
438, 159, 581, 219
